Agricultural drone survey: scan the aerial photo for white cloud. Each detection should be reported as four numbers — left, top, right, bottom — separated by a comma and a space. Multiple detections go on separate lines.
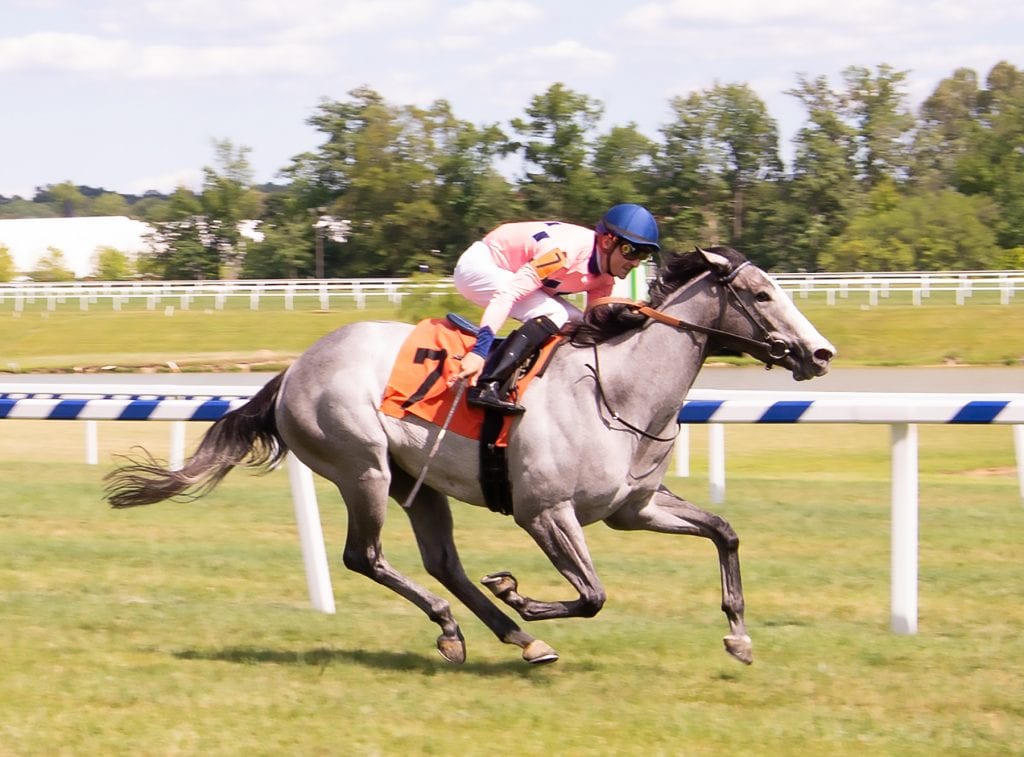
469, 38, 613, 82
446, 1, 542, 30
0, 32, 130, 73
132, 0, 437, 41
437, 33, 480, 52
136, 43, 327, 78
0, 31, 328, 78
626, 0, 1022, 29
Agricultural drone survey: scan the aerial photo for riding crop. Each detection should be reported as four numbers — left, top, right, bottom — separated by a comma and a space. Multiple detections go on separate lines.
400, 377, 467, 509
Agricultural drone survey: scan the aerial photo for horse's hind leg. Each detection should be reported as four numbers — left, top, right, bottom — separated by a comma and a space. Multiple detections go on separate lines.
392, 474, 558, 665
604, 486, 752, 665
330, 468, 471, 664
482, 503, 609, 622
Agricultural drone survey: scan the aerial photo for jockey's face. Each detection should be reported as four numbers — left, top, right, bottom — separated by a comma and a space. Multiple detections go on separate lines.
602, 234, 643, 279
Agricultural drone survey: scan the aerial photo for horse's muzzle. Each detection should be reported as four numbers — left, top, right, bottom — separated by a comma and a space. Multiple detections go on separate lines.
788, 343, 835, 381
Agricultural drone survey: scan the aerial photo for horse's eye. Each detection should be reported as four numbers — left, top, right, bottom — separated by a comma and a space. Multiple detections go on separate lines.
755, 291, 772, 302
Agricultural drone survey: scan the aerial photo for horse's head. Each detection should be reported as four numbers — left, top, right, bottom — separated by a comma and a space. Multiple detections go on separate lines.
692, 246, 835, 381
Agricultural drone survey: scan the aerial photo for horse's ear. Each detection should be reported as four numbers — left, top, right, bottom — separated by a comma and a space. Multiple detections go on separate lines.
696, 246, 732, 277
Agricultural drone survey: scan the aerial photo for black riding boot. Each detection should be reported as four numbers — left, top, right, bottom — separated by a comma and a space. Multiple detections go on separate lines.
468, 316, 559, 415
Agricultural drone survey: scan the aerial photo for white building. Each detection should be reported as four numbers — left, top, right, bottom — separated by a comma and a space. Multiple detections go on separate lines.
0, 216, 153, 278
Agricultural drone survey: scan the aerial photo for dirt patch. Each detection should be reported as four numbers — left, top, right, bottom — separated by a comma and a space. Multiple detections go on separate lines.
962, 467, 1017, 477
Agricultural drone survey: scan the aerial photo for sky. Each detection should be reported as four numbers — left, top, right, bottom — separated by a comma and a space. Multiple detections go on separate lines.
1, 0, 1022, 199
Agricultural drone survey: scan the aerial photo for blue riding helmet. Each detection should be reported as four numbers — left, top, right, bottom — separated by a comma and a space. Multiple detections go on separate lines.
596, 203, 660, 251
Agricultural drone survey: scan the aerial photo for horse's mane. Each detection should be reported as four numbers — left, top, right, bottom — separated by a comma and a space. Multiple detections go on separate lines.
567, 246, 749, 346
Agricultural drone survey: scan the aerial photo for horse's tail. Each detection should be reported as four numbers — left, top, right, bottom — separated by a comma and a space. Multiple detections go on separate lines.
104, 372, 288, 509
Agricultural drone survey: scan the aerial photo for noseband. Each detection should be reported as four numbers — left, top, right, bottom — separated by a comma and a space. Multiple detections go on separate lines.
590, 262, 792, 364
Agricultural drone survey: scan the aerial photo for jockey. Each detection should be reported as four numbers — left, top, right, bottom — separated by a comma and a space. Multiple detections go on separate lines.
453, 203, 660, 414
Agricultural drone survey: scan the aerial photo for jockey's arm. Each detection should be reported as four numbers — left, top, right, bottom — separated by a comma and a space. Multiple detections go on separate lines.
454, 263, 545, 384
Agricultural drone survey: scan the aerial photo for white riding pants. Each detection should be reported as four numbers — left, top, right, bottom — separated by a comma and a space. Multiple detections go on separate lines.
453, 241, 583, 328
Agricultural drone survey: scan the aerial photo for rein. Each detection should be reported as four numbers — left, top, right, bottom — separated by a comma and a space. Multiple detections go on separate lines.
588, 263, 791, 362
584, 345, 680, 443
583, 261, 792, 441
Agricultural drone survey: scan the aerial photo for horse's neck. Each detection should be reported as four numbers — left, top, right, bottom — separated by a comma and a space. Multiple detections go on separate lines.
585, 290, 713, 430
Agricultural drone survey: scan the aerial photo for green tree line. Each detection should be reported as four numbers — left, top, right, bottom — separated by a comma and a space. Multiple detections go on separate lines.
3, 61, 1023, 278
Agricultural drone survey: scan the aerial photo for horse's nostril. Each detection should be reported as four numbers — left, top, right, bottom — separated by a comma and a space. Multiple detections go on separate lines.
814, 348, 834, 363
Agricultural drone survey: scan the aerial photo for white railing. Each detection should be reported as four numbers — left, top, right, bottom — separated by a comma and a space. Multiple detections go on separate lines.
1, 270, 1021, 310
0, 278, 432, 312
775, 270, 1024, 306
1, 381, 1022, 636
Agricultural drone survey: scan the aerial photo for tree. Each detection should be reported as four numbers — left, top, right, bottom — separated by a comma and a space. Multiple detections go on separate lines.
841, 64, 915, 186
423, 100, 519, 267
286, 88, 440, 275
978, 62, 1024, 248
40, 182, 89, 217
702, 83, 783, 242
142, 141, 262, 279
0, 244, 15, 281
912, 67, 983, 192
784, 74, 862, 269
31, 247, 76, 281
591, 124, 659, 209
140, 187, 219, 279
0, 197, 57, 219
276, 87, 517, 276
654, 83, 781, 251
509, 83, 605, 221
91, 193, 130, 216
820, 186, 999, 270
241, 192, 314, 278
92, 247, 134, 280
653, 91, 719, 249
200, 139, 264, 276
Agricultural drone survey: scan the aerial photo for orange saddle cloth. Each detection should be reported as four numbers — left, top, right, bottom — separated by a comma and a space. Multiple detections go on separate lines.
379, 318, 559, 446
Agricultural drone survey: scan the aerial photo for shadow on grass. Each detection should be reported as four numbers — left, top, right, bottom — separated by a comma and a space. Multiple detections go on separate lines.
173, 645, 543, 677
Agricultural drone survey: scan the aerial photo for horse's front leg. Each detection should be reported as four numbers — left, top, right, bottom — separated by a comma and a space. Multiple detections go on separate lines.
483, 503, 607, 622
604, 485, 752, 665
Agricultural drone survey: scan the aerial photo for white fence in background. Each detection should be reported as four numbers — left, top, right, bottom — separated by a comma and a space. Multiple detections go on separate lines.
1, 381, 1022, 637
1, 269, 1021, 311
0, 278, 418, 312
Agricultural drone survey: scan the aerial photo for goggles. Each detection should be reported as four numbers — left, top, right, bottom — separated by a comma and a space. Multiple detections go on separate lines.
618, 239, 655, 262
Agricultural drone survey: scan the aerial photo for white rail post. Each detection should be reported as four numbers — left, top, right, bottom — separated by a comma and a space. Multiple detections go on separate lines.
169, 421, 186, 471
673, 424, 690, 477
85, 421, 98, 465
1015, 425, 1024, 505
891, 423, 919, 635
708, 423, 725, 504
286, 453, 336, 614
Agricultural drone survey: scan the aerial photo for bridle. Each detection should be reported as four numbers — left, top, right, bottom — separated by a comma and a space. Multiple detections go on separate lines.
583, 261, 792, 442
589, 262, 792, 364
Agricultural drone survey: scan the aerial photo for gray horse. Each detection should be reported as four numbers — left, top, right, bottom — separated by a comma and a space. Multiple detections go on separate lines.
106, 247, 835, 666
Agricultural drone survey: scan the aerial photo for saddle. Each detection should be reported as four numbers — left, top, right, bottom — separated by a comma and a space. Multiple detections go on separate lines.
379, 315, 560, 514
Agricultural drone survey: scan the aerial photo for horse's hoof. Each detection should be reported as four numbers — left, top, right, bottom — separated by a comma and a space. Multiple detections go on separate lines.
522, 639, 559, 665
723, 633, 753, 665
482, 571, 518, 598
437, 634, 467, 664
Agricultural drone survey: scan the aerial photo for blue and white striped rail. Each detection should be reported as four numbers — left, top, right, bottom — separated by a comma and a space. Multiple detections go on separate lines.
0, 394, 249, 421
680, 389, 1024, 424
